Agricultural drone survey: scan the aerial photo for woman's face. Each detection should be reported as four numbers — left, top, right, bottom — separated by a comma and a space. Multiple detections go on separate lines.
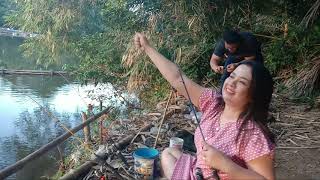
222, 65, 252, 108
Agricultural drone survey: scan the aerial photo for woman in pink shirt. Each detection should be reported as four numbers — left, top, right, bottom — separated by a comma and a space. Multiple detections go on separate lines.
134, 33, 275, 180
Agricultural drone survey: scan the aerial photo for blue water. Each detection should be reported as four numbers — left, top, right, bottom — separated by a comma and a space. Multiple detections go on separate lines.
0, 75, 86, 180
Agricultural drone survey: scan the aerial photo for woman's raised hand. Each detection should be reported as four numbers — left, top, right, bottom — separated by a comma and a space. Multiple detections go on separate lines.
134, 32, 150, 51
132, 32, 205, 108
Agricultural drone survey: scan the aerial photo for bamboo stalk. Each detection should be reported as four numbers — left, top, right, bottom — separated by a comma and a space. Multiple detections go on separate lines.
154, 90, 173, 148
99, 101, 103, 145
0, 108, 112, 179
81, 112, 92, 144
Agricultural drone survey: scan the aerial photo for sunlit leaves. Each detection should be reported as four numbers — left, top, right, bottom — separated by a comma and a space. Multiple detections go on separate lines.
4, 0, 320, 100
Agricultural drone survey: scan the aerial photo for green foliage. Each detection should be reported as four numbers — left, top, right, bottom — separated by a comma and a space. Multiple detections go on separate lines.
265, 38, 297, 74
0, 0, 15, 26
265, 24, 320, 74
5, 0, 320, 102
140, 79, 171, 108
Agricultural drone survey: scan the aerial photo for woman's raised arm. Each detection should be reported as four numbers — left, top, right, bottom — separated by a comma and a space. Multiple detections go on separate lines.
134, 33, 205, 107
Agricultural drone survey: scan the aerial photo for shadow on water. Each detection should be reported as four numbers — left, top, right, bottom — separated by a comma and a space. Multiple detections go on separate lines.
0, 105, 82, 180
0, 36, 79, 70
0, 36, 37, 70
3, 75, 71, 98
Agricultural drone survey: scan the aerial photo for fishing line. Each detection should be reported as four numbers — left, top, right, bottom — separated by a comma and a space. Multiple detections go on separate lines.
177, 68, 206, 141
175, 59, 220, 180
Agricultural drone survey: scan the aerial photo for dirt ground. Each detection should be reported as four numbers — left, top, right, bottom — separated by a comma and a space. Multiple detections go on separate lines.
270, 94, 320, 180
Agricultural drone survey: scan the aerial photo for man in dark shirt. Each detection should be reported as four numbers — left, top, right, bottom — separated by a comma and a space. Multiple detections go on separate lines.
210, 30, 263, 83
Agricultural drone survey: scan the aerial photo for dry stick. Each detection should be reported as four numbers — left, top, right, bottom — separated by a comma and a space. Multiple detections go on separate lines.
153, 90, 174, 148
130, 109, 174, 145
130, 127, 146, 144
120, 166, 136, 180
99, 101, 103, 145
253, 33, 281, 40
115, 123, 153, 150
104, 162, 125, 180
57, 145, 65, 171
108, 138, 129, 168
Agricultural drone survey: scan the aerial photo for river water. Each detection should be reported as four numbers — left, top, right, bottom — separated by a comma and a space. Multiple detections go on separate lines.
0, 75, 87, 179
0, 36, 90, 179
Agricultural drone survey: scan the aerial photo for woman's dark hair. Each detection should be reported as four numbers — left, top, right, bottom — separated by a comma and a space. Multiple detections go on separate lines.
220, 60, 275, 144
223, 30, 242, 44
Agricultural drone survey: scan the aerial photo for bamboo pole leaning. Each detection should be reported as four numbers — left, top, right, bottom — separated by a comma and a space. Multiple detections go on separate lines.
81, 112, 92, 144
0, 107, 112, 180
0, 69, 69, 76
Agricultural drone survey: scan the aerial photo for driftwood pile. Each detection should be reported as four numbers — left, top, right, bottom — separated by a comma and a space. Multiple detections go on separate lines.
61, 95, 196, 180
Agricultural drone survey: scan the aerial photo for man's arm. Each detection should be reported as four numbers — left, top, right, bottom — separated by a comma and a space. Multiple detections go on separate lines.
226, 55, 256, 72
210, 54, 224, 74
211, 40, 225, 74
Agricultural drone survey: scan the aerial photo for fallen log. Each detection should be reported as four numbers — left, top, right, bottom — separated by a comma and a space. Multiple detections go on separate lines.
60, 161, 97, 180
0, 69, 69, 76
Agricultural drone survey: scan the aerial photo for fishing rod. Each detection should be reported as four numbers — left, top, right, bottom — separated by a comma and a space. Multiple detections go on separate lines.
177, 68, 206, 141
175, 62, 220, 180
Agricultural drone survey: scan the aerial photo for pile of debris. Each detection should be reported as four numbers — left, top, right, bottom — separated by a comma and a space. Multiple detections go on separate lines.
61, 95, 198, 180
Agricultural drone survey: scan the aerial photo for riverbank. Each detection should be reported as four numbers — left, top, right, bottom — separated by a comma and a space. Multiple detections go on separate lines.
55, 92, 320, 179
